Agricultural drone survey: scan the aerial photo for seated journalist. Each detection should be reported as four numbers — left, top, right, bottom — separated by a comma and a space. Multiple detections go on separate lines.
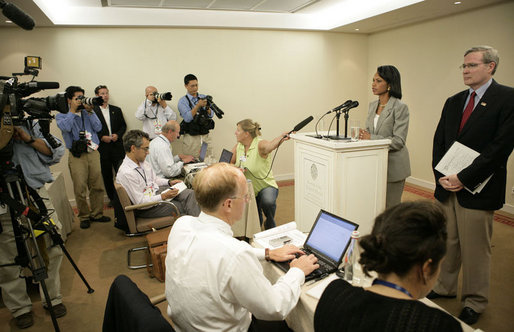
116, 130, 200, 218
314, 200, 463, 332
165, 163, 319, 332
148, 120, 194, 179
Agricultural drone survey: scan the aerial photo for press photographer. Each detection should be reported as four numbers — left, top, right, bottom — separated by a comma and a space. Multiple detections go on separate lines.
178, 74, 224, 158
56, 86, 110, 230
135, 85, 176, 139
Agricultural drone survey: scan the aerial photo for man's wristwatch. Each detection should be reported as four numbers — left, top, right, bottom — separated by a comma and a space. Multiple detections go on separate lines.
265, 248, 271, 262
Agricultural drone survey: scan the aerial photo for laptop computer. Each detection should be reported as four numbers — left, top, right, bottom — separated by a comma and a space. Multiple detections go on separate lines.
183, 142, 208, 173
273, 209, 359, 281
219, 149, 233, 163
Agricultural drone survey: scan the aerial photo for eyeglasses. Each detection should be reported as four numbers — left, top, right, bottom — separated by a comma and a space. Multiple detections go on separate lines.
459, 62, 490, 70
137, 146, 150, 152
230, 193, 251, 202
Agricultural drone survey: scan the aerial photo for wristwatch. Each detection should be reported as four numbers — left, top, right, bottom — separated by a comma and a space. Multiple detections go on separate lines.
265, 248, 271, 262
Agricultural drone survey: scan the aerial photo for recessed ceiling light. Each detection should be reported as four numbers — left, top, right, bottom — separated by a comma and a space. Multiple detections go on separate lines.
454, 1, 462, 4
355, 28, 360, 31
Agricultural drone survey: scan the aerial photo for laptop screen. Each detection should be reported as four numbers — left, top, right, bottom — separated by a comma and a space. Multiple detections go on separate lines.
219, 149, 233, 163
199, 142, 208, 162
304, 210, 359, 263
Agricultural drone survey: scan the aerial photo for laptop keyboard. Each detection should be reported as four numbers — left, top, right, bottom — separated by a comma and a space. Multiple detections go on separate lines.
273, 250, 336, 281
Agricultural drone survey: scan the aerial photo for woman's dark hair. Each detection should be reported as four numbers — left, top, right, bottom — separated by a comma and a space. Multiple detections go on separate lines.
359, 200, 447, 278
377, 65, 402, 99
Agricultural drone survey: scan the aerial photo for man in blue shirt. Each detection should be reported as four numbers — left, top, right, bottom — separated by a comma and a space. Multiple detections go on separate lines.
0, 122, 67, 329
177, 74, 214, 158
56, 86, 110, 229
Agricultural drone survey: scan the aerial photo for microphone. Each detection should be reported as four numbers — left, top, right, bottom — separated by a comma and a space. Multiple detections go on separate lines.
1, 1, 35, 30
288, 116, 314, 134
344, 100, 359, 111
19, 81, 60, 90
329, 100, 353, 113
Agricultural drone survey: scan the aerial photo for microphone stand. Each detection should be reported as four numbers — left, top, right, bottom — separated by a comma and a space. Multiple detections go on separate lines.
329, 109, 351, 141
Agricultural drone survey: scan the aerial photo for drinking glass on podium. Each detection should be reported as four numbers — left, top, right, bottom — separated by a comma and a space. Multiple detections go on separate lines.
350, 120, 360, 141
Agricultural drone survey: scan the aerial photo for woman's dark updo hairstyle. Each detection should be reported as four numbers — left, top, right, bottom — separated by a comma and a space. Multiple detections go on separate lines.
359, 200, 447, 278
377, 65, 402, 99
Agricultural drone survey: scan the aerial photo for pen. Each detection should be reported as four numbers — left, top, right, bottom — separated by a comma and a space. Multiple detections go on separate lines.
306, 273, 329, 286
283, 239, 291, 245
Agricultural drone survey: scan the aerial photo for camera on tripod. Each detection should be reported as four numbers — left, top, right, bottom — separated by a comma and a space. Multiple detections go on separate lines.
199, 95, 224, 119
153, 91, 173, 101
0, 56, 67, 160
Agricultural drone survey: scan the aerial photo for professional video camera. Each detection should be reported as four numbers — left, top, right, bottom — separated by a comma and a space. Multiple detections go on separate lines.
153, 91, 173, 101
199, 95, 224, 119
0, 56, 67, 161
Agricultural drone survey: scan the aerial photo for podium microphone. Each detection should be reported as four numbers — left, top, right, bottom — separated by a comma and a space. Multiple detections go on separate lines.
288, 116, 314, 135
328, 100, 352, 113
344, 100, 359, 111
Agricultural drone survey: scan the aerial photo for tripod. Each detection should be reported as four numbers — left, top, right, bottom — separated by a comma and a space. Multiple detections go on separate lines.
0, 164, 94, 332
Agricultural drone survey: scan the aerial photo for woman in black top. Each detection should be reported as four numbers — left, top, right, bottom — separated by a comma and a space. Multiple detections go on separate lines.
314, 201, 463, 332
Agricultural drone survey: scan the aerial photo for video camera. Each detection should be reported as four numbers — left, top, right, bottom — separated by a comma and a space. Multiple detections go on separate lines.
199, 95, 224, 119
0, 56, 66, 162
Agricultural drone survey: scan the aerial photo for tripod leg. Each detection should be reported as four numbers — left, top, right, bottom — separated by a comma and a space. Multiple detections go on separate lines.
39, 278, 61, 332
59, 244, 95, 293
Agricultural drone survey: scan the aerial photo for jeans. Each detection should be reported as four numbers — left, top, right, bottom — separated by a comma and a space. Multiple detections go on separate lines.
256, 186, 278, 230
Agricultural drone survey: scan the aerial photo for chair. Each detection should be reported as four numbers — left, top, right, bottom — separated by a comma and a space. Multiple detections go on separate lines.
103, 275, 174, 332
115, 183, 179, 269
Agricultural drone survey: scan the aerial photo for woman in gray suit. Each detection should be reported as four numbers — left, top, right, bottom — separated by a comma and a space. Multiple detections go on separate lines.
359, 65, 410, 208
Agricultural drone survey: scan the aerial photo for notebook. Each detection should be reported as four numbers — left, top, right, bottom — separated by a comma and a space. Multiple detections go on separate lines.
219, 149, 233, 163
273, 209, 359, 281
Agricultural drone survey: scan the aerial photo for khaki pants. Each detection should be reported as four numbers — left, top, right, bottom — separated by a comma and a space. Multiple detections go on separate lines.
434, 193, 493, 313
68, 150, 105, 221
182, 133, 212, 159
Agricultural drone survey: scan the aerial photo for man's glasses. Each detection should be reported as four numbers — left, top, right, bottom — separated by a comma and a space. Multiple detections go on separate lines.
459, 62, 490, 70
230, 193, 250, 202
137, 146, 150, 152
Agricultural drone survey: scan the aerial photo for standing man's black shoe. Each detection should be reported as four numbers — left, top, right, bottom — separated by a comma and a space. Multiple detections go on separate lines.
426, 290, 456, 299
91, 216, 111, 223
458, 307, 480, 325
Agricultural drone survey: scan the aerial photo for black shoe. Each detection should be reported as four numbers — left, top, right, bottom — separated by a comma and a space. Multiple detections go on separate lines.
80, 219, 91, 229
426, 290, 456, 299
44, 303, 67, 318
107, 201, 113, 208
91, 216, 111, 223
15, 312, 34, 329
458, 307, 480, 325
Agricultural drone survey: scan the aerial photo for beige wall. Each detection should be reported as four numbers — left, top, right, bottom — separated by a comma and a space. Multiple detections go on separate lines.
0, 1, 513, 210
367, 1, 514, 209
0, 27, 368, 202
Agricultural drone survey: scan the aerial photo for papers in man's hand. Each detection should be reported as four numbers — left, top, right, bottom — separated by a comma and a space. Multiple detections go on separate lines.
253, 222, 307, 249
171, 182, 187, 194
435, 141, 492, 195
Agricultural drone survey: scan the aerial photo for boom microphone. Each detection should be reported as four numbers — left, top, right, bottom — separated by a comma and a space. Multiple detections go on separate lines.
289, 116, 314, 134
19, 81, 60, 90
0, 1, 35, 30
330, 100, 353, 113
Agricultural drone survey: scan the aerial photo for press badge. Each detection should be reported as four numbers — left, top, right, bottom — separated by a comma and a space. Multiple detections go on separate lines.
143, 186, 154, 198
154, 119, 162, 134
239, 155, 247, 163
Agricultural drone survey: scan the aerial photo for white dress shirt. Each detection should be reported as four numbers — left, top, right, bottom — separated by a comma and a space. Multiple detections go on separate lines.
116, 156, 168, 206
100, 105, 111, 134
148, 134, 183, 178
135, 100, 176, 139
165, 213, 305, 332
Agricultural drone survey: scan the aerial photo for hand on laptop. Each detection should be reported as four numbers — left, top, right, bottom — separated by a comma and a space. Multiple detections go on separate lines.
269, 244, 304, 262
180, 154, 196, 163
290, 254, 320, 276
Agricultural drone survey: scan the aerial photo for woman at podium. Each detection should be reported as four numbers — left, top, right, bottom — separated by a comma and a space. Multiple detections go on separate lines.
359, 65, 411, 208
230, 119, 290, 230
314, 201, 463, 332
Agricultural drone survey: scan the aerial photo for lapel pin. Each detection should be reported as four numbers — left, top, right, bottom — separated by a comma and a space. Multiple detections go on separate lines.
481, 102, 487, 106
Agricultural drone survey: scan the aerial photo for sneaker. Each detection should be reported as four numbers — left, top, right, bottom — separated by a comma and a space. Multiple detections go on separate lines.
91, 216, 111, 223
15, 312, 34, 329
44, 303, 67, 318
458, 306, 480, 325
80, 219, 91, 229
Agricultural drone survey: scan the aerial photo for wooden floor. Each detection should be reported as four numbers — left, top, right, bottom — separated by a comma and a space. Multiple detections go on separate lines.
1, 182, 513, 331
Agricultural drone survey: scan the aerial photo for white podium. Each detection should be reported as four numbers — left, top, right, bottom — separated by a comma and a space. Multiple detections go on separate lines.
291, 133, 390, 235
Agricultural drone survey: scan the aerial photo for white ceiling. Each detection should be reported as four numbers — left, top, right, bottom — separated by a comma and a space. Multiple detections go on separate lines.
1, 0, 509, 33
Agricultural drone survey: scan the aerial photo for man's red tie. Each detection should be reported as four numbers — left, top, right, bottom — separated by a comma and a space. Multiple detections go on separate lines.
459, 91, 476, 133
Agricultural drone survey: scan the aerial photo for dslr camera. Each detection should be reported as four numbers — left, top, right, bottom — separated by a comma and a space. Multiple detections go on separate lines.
77, 95, 104, 106
153, 91, 172, 101
199, 95, 224, 119
70, 131, 87, 158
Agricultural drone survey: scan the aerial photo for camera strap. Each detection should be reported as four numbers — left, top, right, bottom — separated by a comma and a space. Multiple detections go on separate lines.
143, 100, 158, 119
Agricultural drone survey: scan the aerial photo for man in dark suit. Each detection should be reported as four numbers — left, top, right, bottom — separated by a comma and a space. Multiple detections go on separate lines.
431, 46, 514, 325
94, 85, 127, 206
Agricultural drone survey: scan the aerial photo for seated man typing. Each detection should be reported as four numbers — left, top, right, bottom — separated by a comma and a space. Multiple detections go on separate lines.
148, 120, 194, 179
116, 130, 200, 218
165, 163, 319, 331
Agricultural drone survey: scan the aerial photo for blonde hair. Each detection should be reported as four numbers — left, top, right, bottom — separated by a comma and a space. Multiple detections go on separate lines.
193, 163, 243, 212
237, 119, 261, 138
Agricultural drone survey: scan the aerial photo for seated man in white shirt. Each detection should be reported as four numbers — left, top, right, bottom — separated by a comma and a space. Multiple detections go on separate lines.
165, 163, 319, 332
148, 120, 194, 179
116, 130, 200, 218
